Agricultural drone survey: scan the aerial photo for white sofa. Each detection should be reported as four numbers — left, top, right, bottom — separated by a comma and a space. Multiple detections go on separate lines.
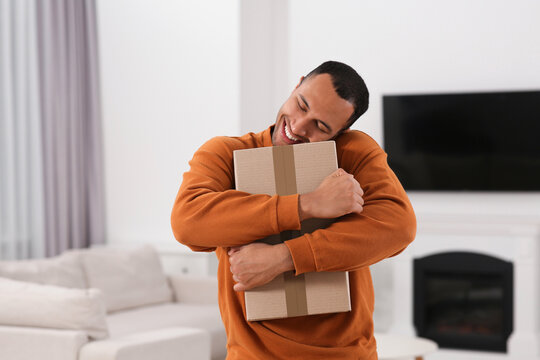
0, 245, 227, 360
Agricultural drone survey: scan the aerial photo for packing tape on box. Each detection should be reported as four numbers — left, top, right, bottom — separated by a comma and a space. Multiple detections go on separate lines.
272, 146, 308, 317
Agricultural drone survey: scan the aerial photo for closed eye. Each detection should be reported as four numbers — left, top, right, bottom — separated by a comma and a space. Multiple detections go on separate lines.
317, 121, 330, 133
297, 100, 307, 112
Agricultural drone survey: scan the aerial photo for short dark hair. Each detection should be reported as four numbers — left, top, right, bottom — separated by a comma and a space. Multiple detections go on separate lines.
304, 61, 369, 129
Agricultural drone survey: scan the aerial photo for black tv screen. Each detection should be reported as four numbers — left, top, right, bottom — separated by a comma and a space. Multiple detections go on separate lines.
383, 90, 540, 191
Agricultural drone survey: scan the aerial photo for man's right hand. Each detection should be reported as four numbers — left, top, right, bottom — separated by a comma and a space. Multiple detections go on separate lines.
298, 168, 364, 221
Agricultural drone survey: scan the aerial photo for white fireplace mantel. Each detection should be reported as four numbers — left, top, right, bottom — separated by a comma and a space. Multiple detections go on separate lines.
387, 192, 540, 360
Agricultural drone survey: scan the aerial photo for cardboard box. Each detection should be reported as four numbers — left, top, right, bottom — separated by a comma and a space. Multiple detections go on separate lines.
233, 141, 351, 321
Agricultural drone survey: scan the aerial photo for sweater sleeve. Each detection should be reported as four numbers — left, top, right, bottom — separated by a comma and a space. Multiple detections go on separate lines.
171, 137, 301, 252
285, 134, 416, 274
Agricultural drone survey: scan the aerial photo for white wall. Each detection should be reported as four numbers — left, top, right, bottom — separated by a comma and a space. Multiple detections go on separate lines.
240, 0, 289, 134
97, 0, 240, 246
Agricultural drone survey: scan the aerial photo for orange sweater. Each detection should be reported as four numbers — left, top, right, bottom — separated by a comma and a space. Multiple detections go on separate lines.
171, 126, 416, 359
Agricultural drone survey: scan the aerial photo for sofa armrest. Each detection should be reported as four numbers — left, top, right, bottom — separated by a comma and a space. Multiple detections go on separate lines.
167, 274, 218, 305
79, 327, 210, 360
0, 325, 88, 360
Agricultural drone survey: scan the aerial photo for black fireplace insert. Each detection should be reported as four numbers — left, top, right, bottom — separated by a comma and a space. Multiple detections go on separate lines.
414, 252, 513, 352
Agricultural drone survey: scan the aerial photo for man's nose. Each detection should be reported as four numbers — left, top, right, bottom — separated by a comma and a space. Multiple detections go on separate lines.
291, 116, 309, 137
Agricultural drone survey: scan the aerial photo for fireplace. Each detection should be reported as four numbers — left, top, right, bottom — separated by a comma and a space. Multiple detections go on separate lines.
386, 198, 540, 360
413, 252, 513, 352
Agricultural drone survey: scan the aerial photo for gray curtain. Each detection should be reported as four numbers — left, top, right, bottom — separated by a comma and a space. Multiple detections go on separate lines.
0, 0, 45, 259
0, 0, 105, 259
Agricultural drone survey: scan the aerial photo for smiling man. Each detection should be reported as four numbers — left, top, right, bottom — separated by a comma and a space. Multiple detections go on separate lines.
171, 61, 416, 359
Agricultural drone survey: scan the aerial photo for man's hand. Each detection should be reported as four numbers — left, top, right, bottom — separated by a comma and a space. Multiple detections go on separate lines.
299, 168, 364, 221
228, 243, 294, 292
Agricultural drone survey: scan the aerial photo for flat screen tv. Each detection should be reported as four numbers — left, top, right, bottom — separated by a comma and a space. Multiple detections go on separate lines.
383, 90, 540, 191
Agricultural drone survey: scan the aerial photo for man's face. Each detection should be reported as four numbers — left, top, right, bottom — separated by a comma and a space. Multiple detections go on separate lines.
272, 74, 354, 146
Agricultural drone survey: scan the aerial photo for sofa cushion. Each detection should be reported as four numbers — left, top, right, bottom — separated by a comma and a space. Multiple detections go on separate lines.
78, 245, 173, 312
79, 327, 210, 360
106, 303, 226, 360
0, 252, 86, 288
0, 325, 89, 360
0, 277, 108, 339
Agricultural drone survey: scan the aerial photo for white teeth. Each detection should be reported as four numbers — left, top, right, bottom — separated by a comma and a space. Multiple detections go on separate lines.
284, 124, 299, 141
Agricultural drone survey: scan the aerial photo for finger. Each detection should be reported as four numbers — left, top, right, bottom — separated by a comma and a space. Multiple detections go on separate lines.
234, 283, 247, 292
351, 177, 360, 190
353, 203, 364, 215
347, 175, 361, 192
354, 192, 364, 206
333, 168, 346, 177
354, 179, 364, 196
353, 183, 364, 197
228, 247, 241, 255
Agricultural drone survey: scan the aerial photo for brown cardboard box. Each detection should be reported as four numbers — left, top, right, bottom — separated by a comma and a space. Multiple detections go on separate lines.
233, 141, 351, 321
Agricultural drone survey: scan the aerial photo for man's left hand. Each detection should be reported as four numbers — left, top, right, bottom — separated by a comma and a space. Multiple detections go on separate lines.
228, 243, 294, 292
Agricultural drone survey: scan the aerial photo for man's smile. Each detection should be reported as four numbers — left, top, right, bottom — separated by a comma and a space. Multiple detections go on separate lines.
281, 120, 303, 145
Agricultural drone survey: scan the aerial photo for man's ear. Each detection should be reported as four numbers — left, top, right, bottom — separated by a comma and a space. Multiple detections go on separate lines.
294, 76, 305, 90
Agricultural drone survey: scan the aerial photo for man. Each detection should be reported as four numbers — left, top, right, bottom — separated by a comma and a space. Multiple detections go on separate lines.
171, 61, 416, 359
